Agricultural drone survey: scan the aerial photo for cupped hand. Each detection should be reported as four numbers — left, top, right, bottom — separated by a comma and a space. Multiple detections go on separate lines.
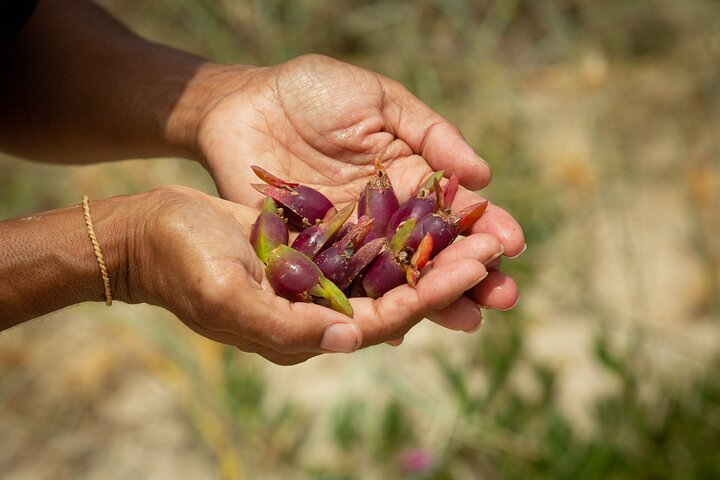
194, 54, 523, 316
129, 186, 507, 365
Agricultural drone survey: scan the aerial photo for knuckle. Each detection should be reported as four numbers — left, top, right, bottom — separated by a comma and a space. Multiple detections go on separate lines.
192, 274, 237, 330
447, 234, 501, 263
372, 296, 418, 345
473, 234, 503, 258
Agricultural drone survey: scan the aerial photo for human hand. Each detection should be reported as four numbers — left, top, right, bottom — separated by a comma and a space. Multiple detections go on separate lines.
191, 54, 523, 322
127, 186, 506, 364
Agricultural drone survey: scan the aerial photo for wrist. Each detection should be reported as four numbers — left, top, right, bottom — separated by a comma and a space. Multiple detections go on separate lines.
166, 62, 262, 165
0, 195, 139, 328
83, 194, 144, 305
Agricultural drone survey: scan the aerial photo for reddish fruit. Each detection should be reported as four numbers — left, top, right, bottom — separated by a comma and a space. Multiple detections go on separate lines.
407, 178, 489, 257
250, 197, 289, 264
348, 273, 367, 298
346, 237, 386, 288
406, 233, 433, 287
265, 245, 353, 317
251, 167, 490, 308
358, 159, 400, 243
251, 165, 334, 229
385, 171, 444, 236
335, 220, 355, 241
314, 216, 373, 288
291, 203, 355, 259
362, 218, 417, 298
443, 173, 459, 208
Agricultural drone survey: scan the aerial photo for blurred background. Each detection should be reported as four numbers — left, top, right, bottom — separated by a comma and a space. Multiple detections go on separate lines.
1, 0, 719, 478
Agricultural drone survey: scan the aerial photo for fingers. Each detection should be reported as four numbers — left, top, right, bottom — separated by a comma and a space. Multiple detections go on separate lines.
450, 187, 526, 258
188, 201, 517, 361
350, 258, 488, 346
432, 232, 504, 266
424, 233, 500, 332
467, 271, 519, 311
198, 272, 363, 355
381, 80, 492, 190
427, 296, 483, 332
257, 298, 364, 354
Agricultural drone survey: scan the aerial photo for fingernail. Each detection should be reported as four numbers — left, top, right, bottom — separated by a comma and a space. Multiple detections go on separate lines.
506, 243, 527, 260
463, 308, 484, 333
500, 295, 520, 311
321, 323, 361, 353
471, 270, 490, 289
487, 245, 505, 263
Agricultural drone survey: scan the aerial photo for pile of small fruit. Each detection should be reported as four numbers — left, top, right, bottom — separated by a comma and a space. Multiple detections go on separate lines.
249, 161, 488, 317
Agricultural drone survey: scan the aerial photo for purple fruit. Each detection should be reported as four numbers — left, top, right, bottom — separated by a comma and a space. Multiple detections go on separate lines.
406, 213, 455, 257
265, 245, 353, 317
348, 273, 367, 298
346, 237, 385, 288
291, 203, 355, 259
250, 165, 334, 229
335, 220, 355, 241
385, 171, 444, 236
362, 218, 417, 299
361, 250, 407, 299
250, 197, 289, 264
316, 226, 385, 290
385, 197, 435, 237
314, 217, 373, 287
314, 248, 351, 290
407, 178, 489, 257
358, 160, 399, 243
443, 173, 459, 208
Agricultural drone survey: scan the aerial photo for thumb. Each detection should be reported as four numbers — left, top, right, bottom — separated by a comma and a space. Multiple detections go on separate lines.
233, 291, 364, 354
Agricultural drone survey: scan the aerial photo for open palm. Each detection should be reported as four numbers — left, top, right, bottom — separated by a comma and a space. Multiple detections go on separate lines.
198, 54, 523, 318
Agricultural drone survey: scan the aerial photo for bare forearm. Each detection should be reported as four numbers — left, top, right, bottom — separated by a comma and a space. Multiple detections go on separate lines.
0, 0, 249, 164
0, 195, 134, 329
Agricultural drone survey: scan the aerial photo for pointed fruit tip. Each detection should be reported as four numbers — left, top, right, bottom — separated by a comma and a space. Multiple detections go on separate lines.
250, 165, 299, 188
407, 233, 433, 286
433, 177, 445, 212
443, 174, 459, 207
314, 277, 354, 317
457, 200, 489, 234
387, 217, 417, 255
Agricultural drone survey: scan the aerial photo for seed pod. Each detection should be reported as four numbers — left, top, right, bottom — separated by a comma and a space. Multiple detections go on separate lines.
407, 178, 489, 258
250, 165, 334, 229
385, 171, 444, 236
358, 159, 400, 243
406, 233, 433, 287
443, 173, 459, 208
346, 238, 386, 288
291, 203, 355, 259
335, 220, 355, 241
313, 216, 372, 287
250, 197, 289, 264
314, 217, 384, 290
265, 245, 353, 317
362, 218, 417, 299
